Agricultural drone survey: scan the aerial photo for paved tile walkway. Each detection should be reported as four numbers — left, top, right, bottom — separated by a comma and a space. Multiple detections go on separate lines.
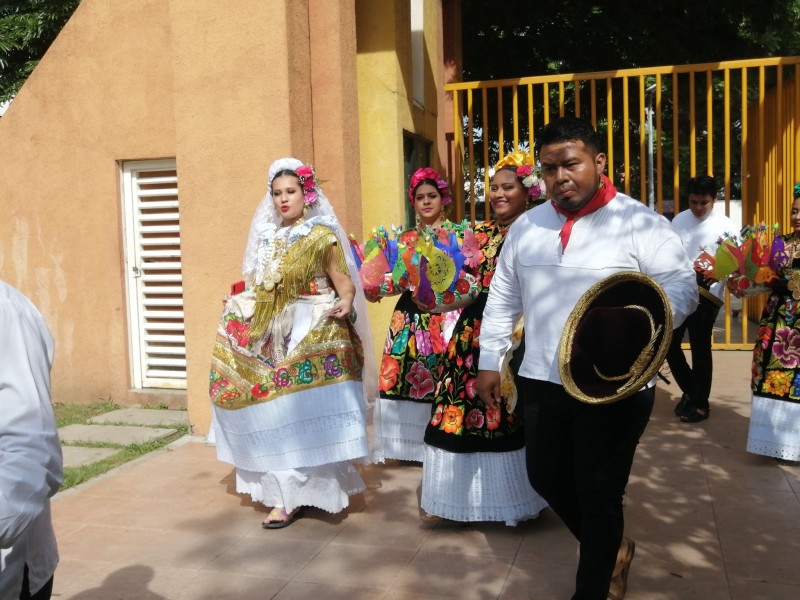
51, 352, 800, 599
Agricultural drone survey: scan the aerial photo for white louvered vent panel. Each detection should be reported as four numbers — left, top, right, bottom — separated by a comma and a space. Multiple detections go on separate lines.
123, 161, 187, 389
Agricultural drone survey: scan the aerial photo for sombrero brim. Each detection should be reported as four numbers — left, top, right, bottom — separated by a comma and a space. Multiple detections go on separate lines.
558, 271, 673, 404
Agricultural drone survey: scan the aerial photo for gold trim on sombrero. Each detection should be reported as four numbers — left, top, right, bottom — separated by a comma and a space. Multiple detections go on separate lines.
558, 271, 673, 405
698, 286, 724, 308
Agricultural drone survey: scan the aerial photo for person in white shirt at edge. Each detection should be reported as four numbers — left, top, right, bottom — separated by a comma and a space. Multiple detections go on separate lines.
0, 279, 63, 600
476, 117, 697, 600
666, 175, 738, 423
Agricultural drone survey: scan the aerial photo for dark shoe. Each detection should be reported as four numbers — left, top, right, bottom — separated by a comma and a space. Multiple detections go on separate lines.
680, 405, 710, 423
608, 537, 635, 600
262, 507, 303, 529
674, 393, 690, 416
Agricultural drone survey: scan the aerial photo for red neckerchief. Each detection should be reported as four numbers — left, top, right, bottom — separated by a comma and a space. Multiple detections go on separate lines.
551, 174, 617, 252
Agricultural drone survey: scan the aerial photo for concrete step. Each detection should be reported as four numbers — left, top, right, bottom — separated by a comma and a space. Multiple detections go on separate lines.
59, 424, 177, 445
88, 408, 187, 427
61, 446, 120, 469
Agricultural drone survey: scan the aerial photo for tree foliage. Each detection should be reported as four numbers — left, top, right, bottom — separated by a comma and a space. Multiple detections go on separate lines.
462, 0, 800, 81
0, 0, 81, 103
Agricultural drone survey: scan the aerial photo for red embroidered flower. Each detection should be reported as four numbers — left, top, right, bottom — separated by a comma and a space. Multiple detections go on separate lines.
431, 403, 444, 426
406, 361, 434, 399
250, 383, 270, 398
465, 408, 484, 429
486, 405, 502, 430
455, 278, 470, 294
379, 356, 401, 392
226, 319, 251, 348
429, 314, 445, 354
443, 291, 455, 305
465, 377, 477, 399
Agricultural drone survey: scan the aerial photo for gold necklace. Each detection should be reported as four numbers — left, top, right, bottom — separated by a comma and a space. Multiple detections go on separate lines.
260, 235, 289, 291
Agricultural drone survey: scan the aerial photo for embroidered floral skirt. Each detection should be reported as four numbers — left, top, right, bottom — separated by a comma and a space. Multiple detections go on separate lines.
210, 292, 369, 474
373, 291, 447, 462
423, 295, 525, 454
748, 290, 800, 460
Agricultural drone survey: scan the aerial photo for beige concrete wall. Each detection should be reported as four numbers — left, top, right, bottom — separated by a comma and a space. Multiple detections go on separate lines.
0, 0, 445, 435
0, 0, 177, 405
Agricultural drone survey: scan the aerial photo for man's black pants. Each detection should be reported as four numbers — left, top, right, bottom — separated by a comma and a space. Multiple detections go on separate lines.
665, 297, 721, 410
520, 378, 654, 600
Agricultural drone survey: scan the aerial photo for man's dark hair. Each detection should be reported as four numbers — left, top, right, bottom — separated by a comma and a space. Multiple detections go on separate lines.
686, 175, 717, 198
536, 117, 603, 155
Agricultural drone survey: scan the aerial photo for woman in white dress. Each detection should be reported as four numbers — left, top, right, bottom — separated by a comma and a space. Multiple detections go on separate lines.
209, 157, 376, 527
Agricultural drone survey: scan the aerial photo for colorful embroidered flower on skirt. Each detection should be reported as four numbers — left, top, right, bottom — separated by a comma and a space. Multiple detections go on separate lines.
431, 403, 444, 426
272, 367, 292, 388
415, 328, 432, 356
763, 369, 792, 396
250, 383, 270, 398
791, 372, 800, 400
772, 327, 800, 367
465, 408, 484, 429
405, 361, 435, 399
225, 318, 251, 348
485, 405, 502, 431
757, 324, 773, 351
442, 404, 464, 434
379, 355, 400, 392
323, 353, 343, 378
390, 310, 406, 335
297, 359, 314, 384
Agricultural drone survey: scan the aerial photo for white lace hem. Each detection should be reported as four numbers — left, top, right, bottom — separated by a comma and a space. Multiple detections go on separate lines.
236, 461, 366, 514
212, 381, 369, 472
747, 394, 800, 461
420, 446, 547, 526
372, 397, 430, 463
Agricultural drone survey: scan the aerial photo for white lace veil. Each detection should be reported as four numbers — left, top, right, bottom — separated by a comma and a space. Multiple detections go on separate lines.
241, 157, 378, 404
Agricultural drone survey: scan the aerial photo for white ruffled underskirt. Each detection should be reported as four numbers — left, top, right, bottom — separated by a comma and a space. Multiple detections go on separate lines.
212, 381, 369, 473
235, 462, 366, 514
747, 394, 800, 461
420, 445, 548, 526
372, 397, 430, 463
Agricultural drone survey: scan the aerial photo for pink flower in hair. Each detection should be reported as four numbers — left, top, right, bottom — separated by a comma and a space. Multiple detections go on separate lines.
294, 164, 320, 206
408, 167, 452, 205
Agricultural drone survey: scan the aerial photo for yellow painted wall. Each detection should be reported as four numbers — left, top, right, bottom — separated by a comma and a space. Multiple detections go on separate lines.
355, 0, 446, 365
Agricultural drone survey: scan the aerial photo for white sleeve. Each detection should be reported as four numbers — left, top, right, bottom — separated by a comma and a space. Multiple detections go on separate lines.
0, 297, 63, 549
478, 231, 524, 373
636, 212, 699, 328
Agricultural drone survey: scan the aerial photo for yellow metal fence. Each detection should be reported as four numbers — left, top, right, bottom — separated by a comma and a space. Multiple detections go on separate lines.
446, 56, 800, 349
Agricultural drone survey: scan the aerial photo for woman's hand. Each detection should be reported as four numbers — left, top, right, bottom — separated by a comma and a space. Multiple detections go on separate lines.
327, 297, 353, 320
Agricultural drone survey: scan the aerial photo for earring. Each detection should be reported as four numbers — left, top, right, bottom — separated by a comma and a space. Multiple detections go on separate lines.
415, 213, 421, 227
303, 205, 308, 215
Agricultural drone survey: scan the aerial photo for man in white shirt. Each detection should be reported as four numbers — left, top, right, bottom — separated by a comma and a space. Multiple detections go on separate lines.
666, 175, 738, 423
0, 280, 62, 600
476, 117, 697, 600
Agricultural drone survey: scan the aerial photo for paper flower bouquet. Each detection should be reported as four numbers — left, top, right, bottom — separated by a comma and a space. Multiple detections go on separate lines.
350, 221, 482, 309
693, 224, 781, 298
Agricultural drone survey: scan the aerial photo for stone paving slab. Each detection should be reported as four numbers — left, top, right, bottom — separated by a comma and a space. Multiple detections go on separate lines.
61, 446, 120, 469
59, 424, 177, 445
88, 408, 188, 427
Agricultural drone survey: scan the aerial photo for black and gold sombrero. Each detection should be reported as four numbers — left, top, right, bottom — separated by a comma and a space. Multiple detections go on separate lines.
558, 271, 673, 404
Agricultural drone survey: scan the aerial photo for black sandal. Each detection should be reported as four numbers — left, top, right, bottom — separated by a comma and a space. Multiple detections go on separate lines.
680, 405, 709, 423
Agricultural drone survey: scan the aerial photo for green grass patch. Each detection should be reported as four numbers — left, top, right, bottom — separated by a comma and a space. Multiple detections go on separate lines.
53, 399, 119, 428
55, 401, 190, 492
